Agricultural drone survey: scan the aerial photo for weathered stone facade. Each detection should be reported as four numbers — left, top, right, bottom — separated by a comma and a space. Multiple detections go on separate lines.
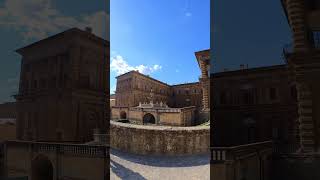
282, 0, 320, 153
112, 105, 196, 126
211, 65, 299, 147
14, 28, 109, 143
110, 121, 209, 155
113, 50, 210, 125
2, 141, 109, 180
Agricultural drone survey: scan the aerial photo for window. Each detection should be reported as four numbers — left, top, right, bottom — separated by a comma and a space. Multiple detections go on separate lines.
243, 91, 249, 104
40, 78, 46, 88
25, 80, 29, 90
291, 85, 297, 100
220, 92, 226, 104
269, 87, 277, 100
49, 77, 56, 88
79, 74, 90, 88
33, 80, 37, 88
313, 31, 320, 48
185, 90, 189, 95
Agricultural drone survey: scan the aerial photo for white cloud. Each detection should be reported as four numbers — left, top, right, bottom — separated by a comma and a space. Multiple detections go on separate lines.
0, 0, 109, 41
110, 55, 162, 76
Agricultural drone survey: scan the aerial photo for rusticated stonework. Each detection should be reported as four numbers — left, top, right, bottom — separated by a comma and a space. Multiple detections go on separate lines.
14, 28, 109, 143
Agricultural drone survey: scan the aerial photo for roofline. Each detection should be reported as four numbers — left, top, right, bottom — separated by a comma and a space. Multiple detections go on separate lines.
16, 27, 109, 54
212, 64, 288, 77
195, 49, 210, 67
116, 71, 170, 87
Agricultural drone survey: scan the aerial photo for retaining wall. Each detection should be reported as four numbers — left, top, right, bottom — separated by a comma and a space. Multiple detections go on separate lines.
110, 121, 210, 155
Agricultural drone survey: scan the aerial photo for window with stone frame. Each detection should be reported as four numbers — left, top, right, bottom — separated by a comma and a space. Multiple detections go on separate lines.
291, 85, 298, 101
39, 78, 46, 89
312, 31, 320, 48
49, 76, 56, 88
220, 91, 227, 105
79, 73, 90, 88
269, 87, 277, 100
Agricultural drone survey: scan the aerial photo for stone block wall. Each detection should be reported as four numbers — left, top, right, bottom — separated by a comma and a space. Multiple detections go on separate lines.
110, 121, 210, 155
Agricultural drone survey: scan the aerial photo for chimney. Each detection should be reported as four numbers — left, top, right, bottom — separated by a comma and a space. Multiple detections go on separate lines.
85, 27, 92, 33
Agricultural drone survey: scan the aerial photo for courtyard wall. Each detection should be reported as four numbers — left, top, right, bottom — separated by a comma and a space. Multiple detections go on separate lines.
110, 121, 210, 155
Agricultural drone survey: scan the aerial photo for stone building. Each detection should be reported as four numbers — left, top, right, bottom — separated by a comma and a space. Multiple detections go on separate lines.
14, 27, 109, 142
211, 64, 299, 146
112, 50, 210, 126
110, 94, 116, 107
211, 1, 320, 179
281, 0, 320, 153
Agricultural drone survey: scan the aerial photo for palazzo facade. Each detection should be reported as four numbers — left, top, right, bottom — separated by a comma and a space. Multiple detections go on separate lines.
14, 27, 109, 142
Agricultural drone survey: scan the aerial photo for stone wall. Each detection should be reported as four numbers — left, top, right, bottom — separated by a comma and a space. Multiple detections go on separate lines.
4, 141, 109, 180
110, 121, 210, 155
111, 106, 196, 126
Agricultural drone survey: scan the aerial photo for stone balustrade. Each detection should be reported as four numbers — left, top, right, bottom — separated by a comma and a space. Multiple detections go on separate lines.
3, 140, 109, 158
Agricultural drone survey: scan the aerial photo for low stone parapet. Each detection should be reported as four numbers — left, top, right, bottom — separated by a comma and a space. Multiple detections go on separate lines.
110, 121, 210, 155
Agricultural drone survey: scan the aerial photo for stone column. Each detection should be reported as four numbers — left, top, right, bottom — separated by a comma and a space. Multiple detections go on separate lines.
296, 79, 315, 152
199, 60, 210, 111
286, 0, 310, 52
285, 0, 318, 153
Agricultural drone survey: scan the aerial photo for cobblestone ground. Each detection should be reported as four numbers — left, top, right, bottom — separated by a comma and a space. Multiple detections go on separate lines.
110, 149, 210, 180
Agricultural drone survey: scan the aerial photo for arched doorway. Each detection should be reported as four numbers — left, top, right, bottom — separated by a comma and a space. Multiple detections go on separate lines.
120, 111, 127, 119
143, 113, 155, 124
32, 155, 54, 180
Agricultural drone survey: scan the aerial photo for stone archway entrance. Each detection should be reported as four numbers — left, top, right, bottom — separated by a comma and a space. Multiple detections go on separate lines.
120, 111, 127, 119
143, 113, 155, 124
32, 155, 54, 180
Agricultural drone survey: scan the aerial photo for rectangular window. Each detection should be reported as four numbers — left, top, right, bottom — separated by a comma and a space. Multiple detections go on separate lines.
220, 92, 226, 104
313, 31, 320, 48
269, 87, 277, 100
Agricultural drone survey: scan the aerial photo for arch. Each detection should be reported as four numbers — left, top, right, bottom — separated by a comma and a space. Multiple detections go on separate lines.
32, 154, 54, 180
143, 113, 155, 124
120, 111, 127, 119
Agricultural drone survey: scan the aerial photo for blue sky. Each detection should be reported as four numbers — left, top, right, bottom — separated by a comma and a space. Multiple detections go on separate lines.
212, 0, 292, 73
0, 0, 109, 103
110, 0, 210, 94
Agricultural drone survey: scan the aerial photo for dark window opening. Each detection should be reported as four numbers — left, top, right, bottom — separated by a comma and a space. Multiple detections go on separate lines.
269, 88, 277, 100
312, 31, 320, 48
291, 86, 298, 101
79, 74, 90, 88
220, 92, 226, 104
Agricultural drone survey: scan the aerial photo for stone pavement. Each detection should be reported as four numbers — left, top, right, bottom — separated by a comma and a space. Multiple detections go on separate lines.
110, 148, 210, 180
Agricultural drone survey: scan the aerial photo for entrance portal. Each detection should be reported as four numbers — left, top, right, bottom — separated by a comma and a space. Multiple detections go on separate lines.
32, 155, 53, 180
143, 113, 156, 124
120, 111, 127, 119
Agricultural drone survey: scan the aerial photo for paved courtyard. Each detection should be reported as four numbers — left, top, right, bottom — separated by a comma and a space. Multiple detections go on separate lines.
110, 148, 210, 180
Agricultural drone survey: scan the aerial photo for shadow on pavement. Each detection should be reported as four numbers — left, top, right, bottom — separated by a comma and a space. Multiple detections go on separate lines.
110, 159, 147, 180
110, 148, 210, 167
